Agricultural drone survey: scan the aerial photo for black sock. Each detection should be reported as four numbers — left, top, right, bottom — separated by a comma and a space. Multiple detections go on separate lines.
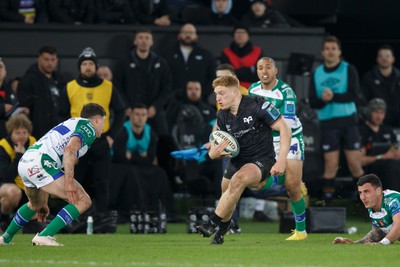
210, 212, 223, 227
218, 220, 231, 231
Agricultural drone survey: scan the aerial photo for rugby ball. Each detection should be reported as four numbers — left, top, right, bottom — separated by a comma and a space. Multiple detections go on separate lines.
209, 130, 240, 158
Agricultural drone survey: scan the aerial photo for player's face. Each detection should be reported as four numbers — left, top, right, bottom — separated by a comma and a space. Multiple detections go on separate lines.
321, 42, 341, 64
93, 116, 106, 137
257, 59, 277, 88
358, 183, 382, 210
134, 32, 153, 53
214, 85, 236, 110
370, 109, 385, 126
38, 52, 58, 75
377, 49, 394, 69
130, 107, 148, 128
80, 61, 97, 79
11, 127, 29, 145
178, 24, 198, 46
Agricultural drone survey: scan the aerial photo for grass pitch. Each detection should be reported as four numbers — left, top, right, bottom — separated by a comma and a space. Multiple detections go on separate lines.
1, 220, 399, 267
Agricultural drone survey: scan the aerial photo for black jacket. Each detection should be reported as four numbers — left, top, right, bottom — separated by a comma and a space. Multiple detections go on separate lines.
47, 0, 95, 24
241, 8, 291, 28
132, 0, 170, 24
96, 0, 135, 24
113, 49, 172, 111
17, 63, 66, 139
160, 42, 216, 100
361, 66, 400, 127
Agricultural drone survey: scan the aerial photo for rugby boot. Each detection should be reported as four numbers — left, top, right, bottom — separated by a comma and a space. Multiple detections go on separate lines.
211, 220, 234, 245
32, 233, 64, 246
286, 230, 308, 241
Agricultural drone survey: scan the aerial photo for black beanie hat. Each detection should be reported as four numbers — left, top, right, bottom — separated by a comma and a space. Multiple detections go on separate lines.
77, 47, 98, 70
232, 24, 251, 36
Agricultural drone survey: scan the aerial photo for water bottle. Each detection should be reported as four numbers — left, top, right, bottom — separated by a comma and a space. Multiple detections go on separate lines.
86, 216, 94, 235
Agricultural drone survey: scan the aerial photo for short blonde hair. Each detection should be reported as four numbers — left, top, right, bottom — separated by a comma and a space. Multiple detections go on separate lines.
212, 75, 239, 89
5, 114, 33, 135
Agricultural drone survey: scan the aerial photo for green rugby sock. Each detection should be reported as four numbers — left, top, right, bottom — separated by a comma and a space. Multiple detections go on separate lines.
290, 197, 306, 232
262, 174, 285, 190
39, 204, 80, 237
2, 203, 36, 243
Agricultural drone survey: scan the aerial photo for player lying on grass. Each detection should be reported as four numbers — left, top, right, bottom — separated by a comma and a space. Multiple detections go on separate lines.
0, 103, 106, 246
333, 173, 400, 245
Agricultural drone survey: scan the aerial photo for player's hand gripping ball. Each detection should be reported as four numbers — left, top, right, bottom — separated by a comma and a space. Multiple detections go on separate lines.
209, 130, 240, 158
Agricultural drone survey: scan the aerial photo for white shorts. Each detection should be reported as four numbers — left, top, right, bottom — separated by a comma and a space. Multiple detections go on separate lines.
18, 150, 64, 188
273, 135, 305, 161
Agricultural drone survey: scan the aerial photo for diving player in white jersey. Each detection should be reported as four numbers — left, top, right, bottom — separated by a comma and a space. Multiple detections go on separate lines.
333, 173, 400, 245
0, 103, 106, 246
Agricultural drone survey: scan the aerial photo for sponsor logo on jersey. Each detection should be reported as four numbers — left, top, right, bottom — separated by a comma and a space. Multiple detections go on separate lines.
285, 101, 295, 114
43, 159, 59, 170
255, 161, 264, 168
27, 165, 40, 177
243, 116, 253, 124
80, 125, 93, 138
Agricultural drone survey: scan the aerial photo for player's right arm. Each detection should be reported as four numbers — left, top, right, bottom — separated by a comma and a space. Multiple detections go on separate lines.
333, 226, 385, 244
63, 136, 82, 204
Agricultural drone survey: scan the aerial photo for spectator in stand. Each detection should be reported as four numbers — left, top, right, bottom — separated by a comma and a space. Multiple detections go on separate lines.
159, 23, 216, 102
209, 0, 238, 26
0, 115, 36, 232
132, 0, 171, 26
241, 0, 291, 28
95, 0, 135, 24
308, 36, 364, 205
47, 0, 95, 24
113, 28, 172, 136
359, 98, 400, 191
60, 47, 125, 214
169, 81, 220, 201
220, 24, 263, 89
0, 58, 14, 139
0, 0, 47, 24
111, 103, 177, 220
97, 65, 113, 81
7, 77, 20, 107
17, 46, 66, 139
361, 45, 400, 128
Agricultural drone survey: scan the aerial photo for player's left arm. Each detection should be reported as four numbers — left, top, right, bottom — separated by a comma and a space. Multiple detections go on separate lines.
271, 117, 291, 157
381, 212, 400, 244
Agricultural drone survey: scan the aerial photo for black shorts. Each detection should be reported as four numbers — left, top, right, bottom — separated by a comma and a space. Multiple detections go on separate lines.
321, 124, 361, 152
223, 158, 275, 183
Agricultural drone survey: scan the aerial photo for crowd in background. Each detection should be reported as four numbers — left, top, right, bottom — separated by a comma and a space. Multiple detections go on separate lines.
0, 0, 292, 28
1, 0, 400, 230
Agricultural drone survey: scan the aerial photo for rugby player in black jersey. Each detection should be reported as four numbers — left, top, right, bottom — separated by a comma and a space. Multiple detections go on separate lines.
196, 75, 291, 244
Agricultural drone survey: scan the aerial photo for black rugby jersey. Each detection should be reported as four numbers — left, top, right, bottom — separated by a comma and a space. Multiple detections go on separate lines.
217, 95, 281, 162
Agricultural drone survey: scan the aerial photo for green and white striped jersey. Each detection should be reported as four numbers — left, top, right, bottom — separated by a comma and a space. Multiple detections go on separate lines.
28, 118, 96, 168
248, 79, 302, 139
369, 190, 400, 234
